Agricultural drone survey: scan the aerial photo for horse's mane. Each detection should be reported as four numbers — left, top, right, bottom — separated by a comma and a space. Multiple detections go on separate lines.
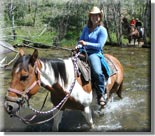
13, 55, 68, 85
40, 58, 68, 85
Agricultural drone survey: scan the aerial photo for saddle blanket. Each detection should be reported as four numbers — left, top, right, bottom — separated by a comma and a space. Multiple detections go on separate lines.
105, 56, 118, 77
77, 55, 118, 82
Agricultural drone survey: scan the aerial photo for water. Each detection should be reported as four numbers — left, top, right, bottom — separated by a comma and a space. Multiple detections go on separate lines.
0, 46, 151, 132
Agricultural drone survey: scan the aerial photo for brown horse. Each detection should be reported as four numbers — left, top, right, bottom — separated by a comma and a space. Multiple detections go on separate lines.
4, 49, 124, 131
128, 25, 141, 46
121, 17, 144, 46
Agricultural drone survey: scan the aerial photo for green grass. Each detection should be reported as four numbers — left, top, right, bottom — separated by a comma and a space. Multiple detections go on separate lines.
5, 25, 57, 46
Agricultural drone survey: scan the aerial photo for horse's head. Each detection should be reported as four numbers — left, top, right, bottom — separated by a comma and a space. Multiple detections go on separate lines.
4, 49, 41, 116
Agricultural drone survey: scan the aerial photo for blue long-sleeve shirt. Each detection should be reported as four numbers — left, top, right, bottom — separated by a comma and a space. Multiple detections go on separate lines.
79, 25, 110, 77
79, 25, 108, 54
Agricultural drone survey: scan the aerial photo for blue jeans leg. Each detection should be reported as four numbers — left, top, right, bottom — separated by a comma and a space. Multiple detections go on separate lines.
88, 54, 105, 100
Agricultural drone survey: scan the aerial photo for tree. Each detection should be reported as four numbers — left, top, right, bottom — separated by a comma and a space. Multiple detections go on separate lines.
2, 0, 150, 46
143, 0, 151, 45
101, 0, 123, 46
8, 0, 16, 40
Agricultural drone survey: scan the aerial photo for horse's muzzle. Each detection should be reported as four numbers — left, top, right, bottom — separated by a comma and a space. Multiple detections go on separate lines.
4, 101, 20, 116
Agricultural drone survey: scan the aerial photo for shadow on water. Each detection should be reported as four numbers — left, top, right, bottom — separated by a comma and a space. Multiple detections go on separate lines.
0, 46, 151, 132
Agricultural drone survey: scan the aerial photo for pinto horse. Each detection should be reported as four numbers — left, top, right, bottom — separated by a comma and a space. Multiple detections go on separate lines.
4, 49, 124, 131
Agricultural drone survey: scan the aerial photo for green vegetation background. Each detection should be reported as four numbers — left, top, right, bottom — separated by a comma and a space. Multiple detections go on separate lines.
2, 0, 150, 47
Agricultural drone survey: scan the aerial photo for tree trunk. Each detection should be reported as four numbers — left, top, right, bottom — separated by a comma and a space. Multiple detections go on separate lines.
9, 0, 16, 40
33, 1, 38, 27
105, 5, 112, 44
117, 2, 123, 46
143, 0, 151, 45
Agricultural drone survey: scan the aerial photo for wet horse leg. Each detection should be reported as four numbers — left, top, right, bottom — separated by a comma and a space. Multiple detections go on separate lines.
52, 109, 63, 131
128, 36, 131, 44
116, 81, 123, 99
137, 38, 141, 47
82, 106, 94, 128
134, 38, 136, 46
50, 83, 64, 131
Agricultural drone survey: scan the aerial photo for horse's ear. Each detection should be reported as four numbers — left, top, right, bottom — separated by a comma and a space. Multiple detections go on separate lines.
29, 49, 38, 66
19, 48, 25, 56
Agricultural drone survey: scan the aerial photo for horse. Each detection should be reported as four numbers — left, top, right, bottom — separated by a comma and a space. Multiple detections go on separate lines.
128, 25, 143, 46
121, 17, 130, 37
121, 17, 144, 46
4, 48, 124, 131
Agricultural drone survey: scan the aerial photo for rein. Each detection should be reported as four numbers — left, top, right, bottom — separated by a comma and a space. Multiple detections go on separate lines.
10, 51, 80, 125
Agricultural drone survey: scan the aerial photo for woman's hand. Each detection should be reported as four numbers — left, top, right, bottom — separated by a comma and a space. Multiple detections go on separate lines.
79, 40, 86, 46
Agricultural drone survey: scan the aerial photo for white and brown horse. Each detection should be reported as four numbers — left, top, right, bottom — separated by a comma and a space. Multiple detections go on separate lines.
4, 49, 124, 131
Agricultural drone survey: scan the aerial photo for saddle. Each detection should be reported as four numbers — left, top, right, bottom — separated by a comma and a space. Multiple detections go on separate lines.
77, 51, 91, 82
76, 51, 117, 83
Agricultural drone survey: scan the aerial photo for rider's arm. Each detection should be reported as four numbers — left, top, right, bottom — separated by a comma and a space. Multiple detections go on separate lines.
79, 26, 108, 51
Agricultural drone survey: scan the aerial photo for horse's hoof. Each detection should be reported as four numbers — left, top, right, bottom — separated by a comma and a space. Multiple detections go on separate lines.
90, 123, 95, 129
97, 106, 105, 116
93, 110, 100, 118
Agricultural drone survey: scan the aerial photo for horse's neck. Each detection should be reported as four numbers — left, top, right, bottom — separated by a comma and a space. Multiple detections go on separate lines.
39, 60, 55, 87
39, 58, 75, 89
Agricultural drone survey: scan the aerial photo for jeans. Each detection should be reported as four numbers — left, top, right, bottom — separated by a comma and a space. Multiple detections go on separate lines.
88, 53, 106, 101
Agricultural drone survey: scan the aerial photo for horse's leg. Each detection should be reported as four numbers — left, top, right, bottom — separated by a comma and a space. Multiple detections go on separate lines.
134, 37, 137, 45
82, 106, 94, 128
52, 109, 63, 131
128, 35, 132, 45
133, 38, 135, 46
106, 77, 113, 100
116, 81, 123, 99
128, 37, 131, 44
138, 38, 140, 47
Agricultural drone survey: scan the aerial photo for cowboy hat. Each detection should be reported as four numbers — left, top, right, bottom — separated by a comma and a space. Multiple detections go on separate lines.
89, 6, 102, 14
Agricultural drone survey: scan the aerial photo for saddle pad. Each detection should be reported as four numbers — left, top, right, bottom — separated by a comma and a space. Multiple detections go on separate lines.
77, 58, 91, 82
105, 57, 117, 77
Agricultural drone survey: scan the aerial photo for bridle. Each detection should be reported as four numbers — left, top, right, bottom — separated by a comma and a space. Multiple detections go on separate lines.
5, 61, 41, 104
5, 51, 80, 125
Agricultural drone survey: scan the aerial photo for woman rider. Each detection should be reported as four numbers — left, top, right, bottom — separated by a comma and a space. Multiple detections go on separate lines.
77, 6, 110, 109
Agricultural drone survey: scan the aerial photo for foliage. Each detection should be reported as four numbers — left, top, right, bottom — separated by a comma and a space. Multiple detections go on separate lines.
1, 0, 150, 46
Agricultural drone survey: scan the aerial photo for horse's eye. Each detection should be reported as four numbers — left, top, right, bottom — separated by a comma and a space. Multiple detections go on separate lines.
20, 75, 29, 81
